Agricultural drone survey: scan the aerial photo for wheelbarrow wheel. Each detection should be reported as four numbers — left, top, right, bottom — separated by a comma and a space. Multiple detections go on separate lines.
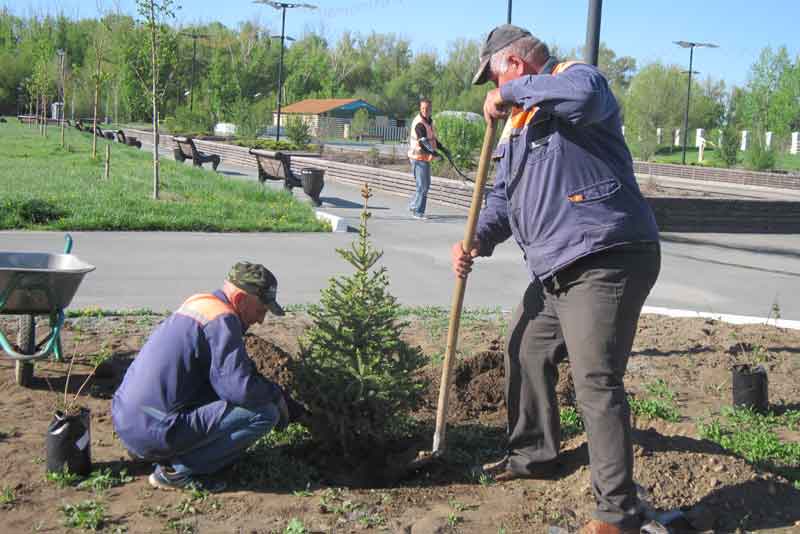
14, 315, 35, 387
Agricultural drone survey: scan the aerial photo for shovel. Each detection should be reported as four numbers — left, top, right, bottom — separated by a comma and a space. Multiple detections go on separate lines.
408, 119, 498, 469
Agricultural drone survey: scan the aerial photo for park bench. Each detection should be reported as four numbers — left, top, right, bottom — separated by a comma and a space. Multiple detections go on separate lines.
17, 115, 36, 124
249, 148, 325, 207
116, 130, 142, 149
356, 133, 385, 143
173, 136, 221, 171
93, 125, 116, 140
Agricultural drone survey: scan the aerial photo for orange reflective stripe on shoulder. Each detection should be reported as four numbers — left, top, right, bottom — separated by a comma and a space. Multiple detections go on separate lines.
511, 108, 539, 129
499, 61, 585, 144
553, 60, 583, 74
176, 293, 235, 325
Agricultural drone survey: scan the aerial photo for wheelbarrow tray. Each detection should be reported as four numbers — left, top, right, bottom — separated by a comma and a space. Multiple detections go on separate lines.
0, 251, 95, 315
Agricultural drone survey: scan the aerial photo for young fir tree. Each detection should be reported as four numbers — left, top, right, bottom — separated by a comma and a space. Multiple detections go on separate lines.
293, 184, 425, 457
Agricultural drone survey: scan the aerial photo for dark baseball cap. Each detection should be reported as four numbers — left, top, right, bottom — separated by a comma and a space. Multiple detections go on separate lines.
227, 261, 285, 316
472, 24, 536, 85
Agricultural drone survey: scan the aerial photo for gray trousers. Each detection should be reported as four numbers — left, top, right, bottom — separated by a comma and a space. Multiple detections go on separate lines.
505, 242, 660, 528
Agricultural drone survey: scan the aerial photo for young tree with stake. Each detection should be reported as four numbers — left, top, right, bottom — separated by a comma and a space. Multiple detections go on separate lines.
134, 0, 179, 200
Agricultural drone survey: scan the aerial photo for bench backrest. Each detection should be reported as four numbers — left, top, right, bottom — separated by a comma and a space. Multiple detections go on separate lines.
174, 136, 198, 159
249, 149, 293, 180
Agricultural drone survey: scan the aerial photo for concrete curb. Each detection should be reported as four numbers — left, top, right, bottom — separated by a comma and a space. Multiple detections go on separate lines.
316, 211, 348, 232
641, 305, 800, 330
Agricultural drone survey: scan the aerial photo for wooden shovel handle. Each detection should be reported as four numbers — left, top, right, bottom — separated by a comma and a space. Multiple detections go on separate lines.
432, 120, 497, 454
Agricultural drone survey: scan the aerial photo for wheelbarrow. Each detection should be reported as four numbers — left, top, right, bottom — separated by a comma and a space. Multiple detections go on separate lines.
0, 234, 95, 386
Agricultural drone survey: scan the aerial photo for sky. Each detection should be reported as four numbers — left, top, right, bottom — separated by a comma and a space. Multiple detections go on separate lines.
6, 0, 800, 88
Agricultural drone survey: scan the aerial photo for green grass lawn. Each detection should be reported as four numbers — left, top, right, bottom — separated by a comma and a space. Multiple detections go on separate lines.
0, 120, 328, 232
652, 146, 800, 172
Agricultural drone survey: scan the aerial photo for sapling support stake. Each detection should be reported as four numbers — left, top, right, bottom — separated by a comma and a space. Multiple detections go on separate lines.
104, 144, 111, 180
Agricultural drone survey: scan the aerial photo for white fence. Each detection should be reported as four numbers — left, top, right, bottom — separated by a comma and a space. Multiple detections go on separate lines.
367, 124, 409, 142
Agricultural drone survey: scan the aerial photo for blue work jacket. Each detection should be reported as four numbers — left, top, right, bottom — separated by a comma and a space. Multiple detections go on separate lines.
475, 60, 660, 280
111, 291, 282, 459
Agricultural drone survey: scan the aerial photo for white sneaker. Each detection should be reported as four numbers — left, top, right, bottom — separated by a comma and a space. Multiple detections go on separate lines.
412, 213, 428, 220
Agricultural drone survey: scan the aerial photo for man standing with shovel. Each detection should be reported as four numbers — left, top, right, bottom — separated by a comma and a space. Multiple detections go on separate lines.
451, 25, 660, 534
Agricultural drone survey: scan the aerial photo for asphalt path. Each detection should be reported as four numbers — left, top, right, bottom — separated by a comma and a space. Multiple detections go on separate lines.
3, 146, 800, 319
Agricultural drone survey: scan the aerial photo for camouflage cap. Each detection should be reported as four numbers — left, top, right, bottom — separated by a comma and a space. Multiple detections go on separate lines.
226, 261, 285, 316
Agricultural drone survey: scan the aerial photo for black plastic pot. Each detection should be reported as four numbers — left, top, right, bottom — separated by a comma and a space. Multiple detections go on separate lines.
46, 408, 92, 476
301, 167, 325, 207
732, 364, 769, 413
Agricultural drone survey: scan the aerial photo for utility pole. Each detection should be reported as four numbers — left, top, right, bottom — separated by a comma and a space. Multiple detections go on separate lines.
507, 0, 512, 24
254, 1, 317, 142
584, 0, 602, 66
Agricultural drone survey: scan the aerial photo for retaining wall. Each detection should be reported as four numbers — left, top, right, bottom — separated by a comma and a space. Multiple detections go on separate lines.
634, 161, 800, 191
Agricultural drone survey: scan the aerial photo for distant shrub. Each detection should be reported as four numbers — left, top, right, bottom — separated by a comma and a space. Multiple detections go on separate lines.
286, 116, 312, 148
162, 106, 214, 135
432, 113, 485, 170
745, 132, 776, 171
717, 125, 740, 168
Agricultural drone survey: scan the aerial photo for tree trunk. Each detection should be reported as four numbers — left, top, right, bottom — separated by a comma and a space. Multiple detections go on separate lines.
92, 81, 99, 159
150, 1, 160, 200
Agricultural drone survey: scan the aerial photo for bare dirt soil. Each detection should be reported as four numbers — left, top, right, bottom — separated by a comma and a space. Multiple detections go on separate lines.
0, 312, 799, 533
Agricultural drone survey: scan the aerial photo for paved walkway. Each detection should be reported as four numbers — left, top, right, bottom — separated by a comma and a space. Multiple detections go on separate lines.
3, 144, 800, 319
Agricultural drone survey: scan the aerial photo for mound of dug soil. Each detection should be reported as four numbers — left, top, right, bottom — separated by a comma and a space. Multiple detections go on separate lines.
418, 348, 576, 423
245, 334, 297, 392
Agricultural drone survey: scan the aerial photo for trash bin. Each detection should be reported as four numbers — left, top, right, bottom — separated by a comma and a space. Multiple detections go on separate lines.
301, 168, 325, 207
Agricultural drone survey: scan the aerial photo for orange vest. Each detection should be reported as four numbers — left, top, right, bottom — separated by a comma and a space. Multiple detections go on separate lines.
408, 114, 438, 161
498, 61, 582, 144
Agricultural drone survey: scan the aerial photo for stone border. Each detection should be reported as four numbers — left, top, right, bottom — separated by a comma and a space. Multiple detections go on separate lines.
315, 211, 348, 233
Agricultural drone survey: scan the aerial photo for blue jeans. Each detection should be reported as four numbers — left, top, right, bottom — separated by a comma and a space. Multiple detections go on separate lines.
408, 159, 431, 215
167, 401, 279, 476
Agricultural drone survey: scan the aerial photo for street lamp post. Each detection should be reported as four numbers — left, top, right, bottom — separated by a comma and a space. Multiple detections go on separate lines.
180, 31, 210, 112
507, 0, 512, 24
584, 0, 602, 66
674, 40, 718, 165
254, 1, 317, 142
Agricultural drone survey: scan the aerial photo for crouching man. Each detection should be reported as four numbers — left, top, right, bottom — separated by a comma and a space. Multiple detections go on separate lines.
112, 262, 291, 491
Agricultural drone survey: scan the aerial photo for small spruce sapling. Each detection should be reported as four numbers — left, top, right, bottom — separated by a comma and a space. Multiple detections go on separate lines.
292, 184, 426, 457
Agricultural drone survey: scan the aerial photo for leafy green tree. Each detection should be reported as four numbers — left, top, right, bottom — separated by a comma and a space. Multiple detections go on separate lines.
739, 46, 795, 138
623, 63, 685, 160
292, 186, 425, 457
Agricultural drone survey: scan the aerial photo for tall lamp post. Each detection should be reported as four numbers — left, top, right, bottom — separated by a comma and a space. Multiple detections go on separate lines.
507, 0, 512, 23
674, 40, 718, 165
254, 1, 317, 142
584, 0, 602, 66
180, 31, 210, 112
